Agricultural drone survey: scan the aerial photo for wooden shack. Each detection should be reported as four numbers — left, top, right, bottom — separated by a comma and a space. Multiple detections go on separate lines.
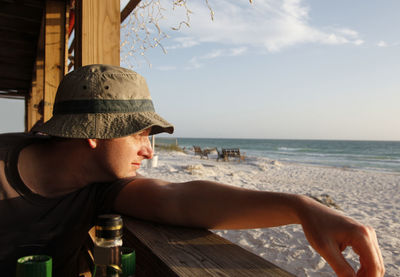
0, 0, 294, 276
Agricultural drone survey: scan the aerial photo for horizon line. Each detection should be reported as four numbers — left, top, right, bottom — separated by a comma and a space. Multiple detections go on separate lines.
154, 136, 400, 142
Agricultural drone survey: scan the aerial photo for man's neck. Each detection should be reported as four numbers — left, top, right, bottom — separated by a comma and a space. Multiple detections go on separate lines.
17, 139, 96, 197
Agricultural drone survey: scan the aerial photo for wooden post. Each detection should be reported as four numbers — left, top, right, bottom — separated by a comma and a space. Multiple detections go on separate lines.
43, 0, 66, 122
27, 0, 122, 130
25, 0, 67, 131
75, 0, 120, 67
64, 3, 70, 74
26, 16, 45, 132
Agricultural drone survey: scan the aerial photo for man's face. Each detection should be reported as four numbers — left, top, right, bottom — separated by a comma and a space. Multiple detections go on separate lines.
93, 128, 153, 179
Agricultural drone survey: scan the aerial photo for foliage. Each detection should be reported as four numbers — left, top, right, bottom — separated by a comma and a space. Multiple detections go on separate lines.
155, 143, 185, 152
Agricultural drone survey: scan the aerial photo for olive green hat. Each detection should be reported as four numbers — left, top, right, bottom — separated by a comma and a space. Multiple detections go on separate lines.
33, 64, 174, 138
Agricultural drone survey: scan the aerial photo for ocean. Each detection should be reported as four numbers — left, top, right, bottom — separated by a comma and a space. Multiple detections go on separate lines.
156, 137, 400, 173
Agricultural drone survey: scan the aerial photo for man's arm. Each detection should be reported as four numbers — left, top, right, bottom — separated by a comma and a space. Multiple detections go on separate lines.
114, 178, 384, 277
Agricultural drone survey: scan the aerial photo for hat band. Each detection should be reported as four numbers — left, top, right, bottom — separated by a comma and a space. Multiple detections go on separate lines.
53, 99, 155, 115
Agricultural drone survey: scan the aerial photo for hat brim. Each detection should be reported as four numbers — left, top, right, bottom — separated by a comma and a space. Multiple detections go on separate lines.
32, 112, 174, 139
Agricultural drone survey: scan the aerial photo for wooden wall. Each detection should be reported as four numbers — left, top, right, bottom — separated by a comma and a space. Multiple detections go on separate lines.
26, 0, 120, 131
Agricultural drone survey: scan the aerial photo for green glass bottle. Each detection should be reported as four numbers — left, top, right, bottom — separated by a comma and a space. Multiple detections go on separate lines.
121, 247, 135, 277
16, 255, 52, 277
92, 214, 123, 277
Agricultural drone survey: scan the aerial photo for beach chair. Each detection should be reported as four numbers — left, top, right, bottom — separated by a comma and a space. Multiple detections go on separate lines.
217, 148, 245, 162
193, 146, 208, 159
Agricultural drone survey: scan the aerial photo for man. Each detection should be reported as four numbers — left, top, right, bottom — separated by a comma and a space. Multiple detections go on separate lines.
0, 64, 384, 276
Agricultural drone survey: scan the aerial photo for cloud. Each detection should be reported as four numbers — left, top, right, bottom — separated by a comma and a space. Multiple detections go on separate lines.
330, 28, 364, 45
166, 37, 200, 50
201, 49, 223, 60
156, 65, 177, 71
377, 41, 388, 47
186, 57, 203, 70
199, 47, 247, 60
376, 40, 400, 48
157, 0, 363, 52
185, 47, 248, 69
230, 47, 247, 56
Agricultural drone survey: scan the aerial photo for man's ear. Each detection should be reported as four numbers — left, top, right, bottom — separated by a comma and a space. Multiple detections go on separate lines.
87, 139, 98, 149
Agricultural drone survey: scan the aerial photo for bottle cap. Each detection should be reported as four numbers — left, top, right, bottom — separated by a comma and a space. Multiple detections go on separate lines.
16, 255, 52, 277
95, 214, 123, 239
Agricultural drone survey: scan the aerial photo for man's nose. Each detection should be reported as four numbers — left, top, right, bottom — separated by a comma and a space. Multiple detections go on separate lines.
139, 138, 154, 159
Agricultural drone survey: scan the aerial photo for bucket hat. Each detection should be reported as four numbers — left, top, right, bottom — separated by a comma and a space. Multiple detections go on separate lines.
32, 64, 174, 138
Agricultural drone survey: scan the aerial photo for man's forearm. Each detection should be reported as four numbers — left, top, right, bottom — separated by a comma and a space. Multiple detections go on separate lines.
158, 180, 303, 229
114, 178, 304, 229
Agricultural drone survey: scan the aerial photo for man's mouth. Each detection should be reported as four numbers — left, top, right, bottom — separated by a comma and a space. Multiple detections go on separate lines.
131, 162, 141, 168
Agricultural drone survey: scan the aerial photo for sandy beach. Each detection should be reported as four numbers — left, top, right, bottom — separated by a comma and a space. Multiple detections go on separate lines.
138, 149, 400, 277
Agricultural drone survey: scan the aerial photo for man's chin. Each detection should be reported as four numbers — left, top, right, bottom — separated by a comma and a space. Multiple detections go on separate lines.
110, 171, 137, 180
123, 172, 137, 178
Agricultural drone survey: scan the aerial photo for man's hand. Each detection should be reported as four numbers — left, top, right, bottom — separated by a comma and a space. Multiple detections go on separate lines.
297, 196, 385, 277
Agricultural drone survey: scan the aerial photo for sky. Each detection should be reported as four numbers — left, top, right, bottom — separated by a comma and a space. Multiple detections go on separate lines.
1, 0, 399, 140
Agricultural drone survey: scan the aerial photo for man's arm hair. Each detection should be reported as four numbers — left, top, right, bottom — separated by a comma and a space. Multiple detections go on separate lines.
113, 177, 300, 229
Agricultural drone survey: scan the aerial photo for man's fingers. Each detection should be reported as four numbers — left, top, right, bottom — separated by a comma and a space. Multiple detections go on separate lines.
321, 242, 356, 277
352, 226, 385, 276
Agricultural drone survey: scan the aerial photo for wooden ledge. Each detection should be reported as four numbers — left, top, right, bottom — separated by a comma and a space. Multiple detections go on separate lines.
123, 217, 295, 277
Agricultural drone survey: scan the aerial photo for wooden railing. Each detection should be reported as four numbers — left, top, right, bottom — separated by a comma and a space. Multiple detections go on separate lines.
123, 217, 294, 276
79, 217, 295, 276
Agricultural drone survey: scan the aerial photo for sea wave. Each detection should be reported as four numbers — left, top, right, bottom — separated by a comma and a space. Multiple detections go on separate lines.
174, 138, 400, 173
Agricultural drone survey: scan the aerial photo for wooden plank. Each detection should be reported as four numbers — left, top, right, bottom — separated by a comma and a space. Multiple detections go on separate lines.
0, 2, 44, 22
0, 29, 37, 44
0, 92, 26, 99
0, 56, 33, 69
75, 0, 120, 67
0, 0, 46, 9
0, 78, 31, 91
0, 15, 41, 35
121, 0, 141, 23
43, 0, 66, 122
123, 217, 295, 277
0, 64, 32, 80
26, 58, 44, 131
0, 50, 34, 62
64, 3, 70, 75
0, 1, 43, 20
26, 10, 45, 132
0, 38, 39, 54
26, 29, 44, 130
